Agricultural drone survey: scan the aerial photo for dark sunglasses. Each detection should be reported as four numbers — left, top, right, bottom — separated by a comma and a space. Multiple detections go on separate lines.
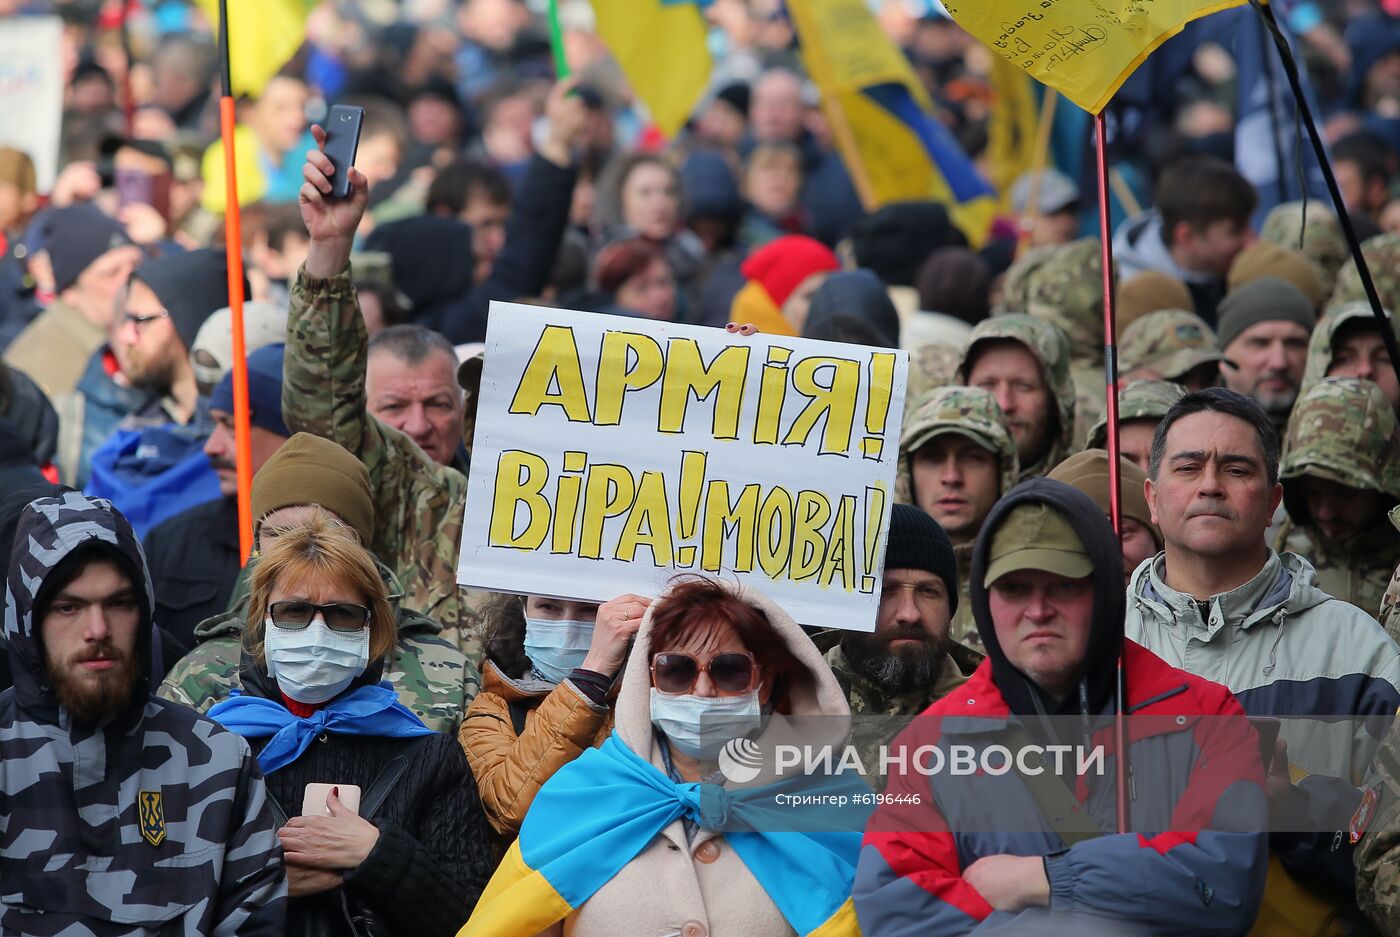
268, 601, 371, 633
651, 651, 760, 695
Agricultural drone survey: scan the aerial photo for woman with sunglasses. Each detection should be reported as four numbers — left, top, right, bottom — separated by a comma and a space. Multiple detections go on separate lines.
464, 576, 864, 937
208, 509, 494, 937
459, 590, 651, 836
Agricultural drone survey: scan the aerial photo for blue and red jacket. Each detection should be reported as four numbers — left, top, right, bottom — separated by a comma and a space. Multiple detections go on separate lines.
854, 641, 1269, 936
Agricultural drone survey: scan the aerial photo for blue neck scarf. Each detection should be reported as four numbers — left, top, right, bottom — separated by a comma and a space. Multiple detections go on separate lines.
208, 681, 435, 774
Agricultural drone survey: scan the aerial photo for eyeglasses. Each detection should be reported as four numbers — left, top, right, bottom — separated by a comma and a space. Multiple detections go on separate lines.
651, 651, 760, 695
122, 310, 170, 329
268, 601, 371, 633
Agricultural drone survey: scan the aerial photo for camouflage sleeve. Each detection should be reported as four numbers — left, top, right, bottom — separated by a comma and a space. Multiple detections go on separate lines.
1381, 565, 1400, 643
284, 266, 376, 456
155, 638, 241, 713
1357, 719, 1400, 931
212, 741, 287, 936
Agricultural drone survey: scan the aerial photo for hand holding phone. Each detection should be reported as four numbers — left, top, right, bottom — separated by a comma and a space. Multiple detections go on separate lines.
322, 105, 364, 200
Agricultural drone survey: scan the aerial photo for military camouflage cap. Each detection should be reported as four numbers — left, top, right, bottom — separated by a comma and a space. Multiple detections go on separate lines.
1260, 200, 1348, 285
1330, 234, 1400, 314
1025, 237, 1105, 367
1281, 378, 1400, 517
1301, 300, 1399, 387
996, 244, 1056, 315
899, 385, 1020, 498
904, 341, 963, 413
958, 313, 1077, 468
1086, 379, 1186, 450
1119, 309, 1227, 381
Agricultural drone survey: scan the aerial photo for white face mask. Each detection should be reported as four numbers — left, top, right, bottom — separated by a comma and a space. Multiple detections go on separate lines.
263, 616, 371, 704
523, 617, 594, 684
649, 688, 764, 760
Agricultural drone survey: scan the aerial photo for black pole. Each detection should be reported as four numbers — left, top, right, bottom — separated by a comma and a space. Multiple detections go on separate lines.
218, 0, 232, 99
1254, 12, 1289, 206
1249, 0, 1400, 389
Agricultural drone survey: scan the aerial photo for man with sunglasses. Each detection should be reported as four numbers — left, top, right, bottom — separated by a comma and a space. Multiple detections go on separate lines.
826, 504, 981, 717
158, 432, 478, 734
1, 490, 286, 934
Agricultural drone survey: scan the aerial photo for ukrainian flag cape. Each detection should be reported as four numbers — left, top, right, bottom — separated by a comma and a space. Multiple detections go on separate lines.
459, 733, 868, 936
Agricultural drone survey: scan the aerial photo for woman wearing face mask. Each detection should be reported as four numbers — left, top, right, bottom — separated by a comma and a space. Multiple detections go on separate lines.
208, 510, 494, 937
463, 576, 863, 937
459, 591, 651, 836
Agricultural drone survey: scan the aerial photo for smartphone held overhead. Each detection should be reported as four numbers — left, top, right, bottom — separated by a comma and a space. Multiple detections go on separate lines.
323, 105, 363, 199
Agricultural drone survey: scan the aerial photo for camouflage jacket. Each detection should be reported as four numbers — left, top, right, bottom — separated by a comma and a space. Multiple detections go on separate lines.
1355, 707, 1400, 931
1025, 236, 1105, 371
157, 559, 480, 734
1276, 378, 1400, 624
1260, 200, 1348, 288
958, 314, 1077, 480
949, 540, 979, 650
2, 492, 286, 936
1381, 507, 1400, 641
284, 268, 484, 661
1330, 233, 1400, 313
824, 640, 980, 717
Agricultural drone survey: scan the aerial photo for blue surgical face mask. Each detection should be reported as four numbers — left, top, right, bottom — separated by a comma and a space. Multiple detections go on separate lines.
264, 616, 370, 704
649, 688, 764, 760
524, 616, 594, 685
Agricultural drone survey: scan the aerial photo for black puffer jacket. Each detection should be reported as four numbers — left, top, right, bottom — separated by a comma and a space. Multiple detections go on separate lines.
239, 659, 495, 937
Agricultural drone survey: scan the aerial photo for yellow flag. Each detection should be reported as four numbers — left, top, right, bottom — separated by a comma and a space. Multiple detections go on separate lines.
985, 56, 1040, 211
590, 0, 711, 138
787, 0, 996, 245
941, 0, 1245, 114
196, 0, 312, 98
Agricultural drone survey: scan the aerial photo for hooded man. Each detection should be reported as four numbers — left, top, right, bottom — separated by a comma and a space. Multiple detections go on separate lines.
3, 205, 140, 399
1300, 301, 1400, 415
1329, 234, 1400, 315
1085, 379, 1186, 472
1128, 387, 1400, 935
896, 386, 1019, 650
143, 344, 292, 648
157, 433, 478, 734
801, 269, 901, 348
855, 480, 1268, 935
957, 314, 1076, 482
1273, 378, 1400, 625
0, 491, 285, 934
827, 504, 981, 716
1118, 309, 1228, 392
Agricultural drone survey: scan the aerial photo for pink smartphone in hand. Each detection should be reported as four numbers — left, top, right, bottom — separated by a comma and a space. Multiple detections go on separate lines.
302, 782, 362, 817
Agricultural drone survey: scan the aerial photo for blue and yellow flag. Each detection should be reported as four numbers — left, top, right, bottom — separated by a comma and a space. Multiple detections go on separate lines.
459, 734, 866, 937
986, 57, 1041, 212
590, 0, 711, 138
940, 0, 1245, 115
787, 0, 997, 246
196, 0, 314, 98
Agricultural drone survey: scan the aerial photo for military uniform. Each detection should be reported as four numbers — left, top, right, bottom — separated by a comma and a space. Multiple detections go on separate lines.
1274, 378, 1400, 626
1329, 233, 1400, 313
903, 341, 962, 415
284, 268, 484, 661
895, 386, 1018, 649
957, 313, 1077, 481
1301, 300, 1400, 400
1085, 379, 1185, 452
824, 640, 981, 717
1118, 308, 1227, 384
1259, 200, 1349, 292
1024, 237, 1109, 446
157, 558, 480, 734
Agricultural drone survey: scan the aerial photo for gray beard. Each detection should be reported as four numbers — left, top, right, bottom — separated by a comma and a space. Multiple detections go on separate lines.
843, 633, 949, 698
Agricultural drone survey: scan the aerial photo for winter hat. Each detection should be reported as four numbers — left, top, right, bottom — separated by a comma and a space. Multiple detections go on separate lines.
715, 82, 751, 118
364, 215, 475, 313
739, 234, 840, 307
851, 201, 967, 286
45, 204, 134, 294
190, 302, 288, 388
209, 344, 289, 438
680, 151, 742, 224
803, 270, 900, 347
885, 503, 959, 615
1117, 270, 1195, 332
1216, 277, 1316, 351
1047, 450, 1160, 548
251, 433, 374, 545
1228, 241, 1327, 309
131, 249, 247, 351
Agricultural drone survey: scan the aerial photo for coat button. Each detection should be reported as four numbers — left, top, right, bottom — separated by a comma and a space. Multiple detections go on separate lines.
682, 921, 707, 937
695, 840, 720, 864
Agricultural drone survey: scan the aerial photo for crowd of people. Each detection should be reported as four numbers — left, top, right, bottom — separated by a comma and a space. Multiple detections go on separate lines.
2, 0, 1400, 934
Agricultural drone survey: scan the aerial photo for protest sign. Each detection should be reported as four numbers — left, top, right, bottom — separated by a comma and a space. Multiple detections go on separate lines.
0, 17, 63, 192
458, 304, 909, 631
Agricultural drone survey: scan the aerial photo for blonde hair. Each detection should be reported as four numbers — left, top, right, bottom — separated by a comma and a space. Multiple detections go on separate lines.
246, 507, 396, 667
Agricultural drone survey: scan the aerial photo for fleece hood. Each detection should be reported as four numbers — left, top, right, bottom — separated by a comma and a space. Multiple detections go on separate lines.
4, 492, 156, 723
968, 479, 1125, 718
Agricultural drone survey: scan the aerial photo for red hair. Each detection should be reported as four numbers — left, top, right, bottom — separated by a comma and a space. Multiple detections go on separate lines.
594, 238, 666, 295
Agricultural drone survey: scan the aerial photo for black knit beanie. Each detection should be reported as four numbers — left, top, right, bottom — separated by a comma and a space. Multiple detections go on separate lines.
884, 503, 960, 615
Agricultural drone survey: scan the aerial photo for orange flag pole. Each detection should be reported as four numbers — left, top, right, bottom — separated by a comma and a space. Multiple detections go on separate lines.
217, 0, 255, 565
